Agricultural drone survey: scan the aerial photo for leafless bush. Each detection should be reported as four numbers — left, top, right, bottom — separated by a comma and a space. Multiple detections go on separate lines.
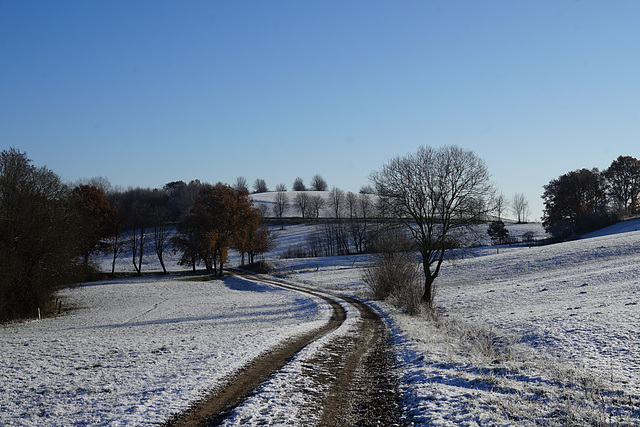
280, 245, 308, 259
362, 229, 425, 314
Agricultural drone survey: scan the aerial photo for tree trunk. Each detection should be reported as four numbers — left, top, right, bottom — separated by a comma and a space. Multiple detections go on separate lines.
158, 254, 167, 274
111, 233, 119, 276
204, 255, 213, 274
137, 228, 144, 276
421, 256, 436, 308
154, 225, 167, 274
132, 229, 141, 275
110, 224, 122, 277
422, 274, 434, 307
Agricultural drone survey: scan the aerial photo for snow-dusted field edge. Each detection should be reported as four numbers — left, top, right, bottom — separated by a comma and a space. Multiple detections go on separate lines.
2, 219, 640, 425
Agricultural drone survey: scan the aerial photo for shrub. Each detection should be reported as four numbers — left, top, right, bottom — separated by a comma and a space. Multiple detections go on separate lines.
487, 221, 509, 245
244, 260, 274, 274
280, 246, 308, 259
362, 229, 425, 314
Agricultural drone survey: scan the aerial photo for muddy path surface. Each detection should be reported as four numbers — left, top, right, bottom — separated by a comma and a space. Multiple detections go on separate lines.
164, 272, 402, 426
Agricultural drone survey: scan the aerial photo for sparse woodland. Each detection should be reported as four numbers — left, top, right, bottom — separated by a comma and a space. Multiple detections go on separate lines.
2, 146, 639, 321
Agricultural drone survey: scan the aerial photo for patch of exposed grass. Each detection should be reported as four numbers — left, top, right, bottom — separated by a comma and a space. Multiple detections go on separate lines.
179, 275, 216, 282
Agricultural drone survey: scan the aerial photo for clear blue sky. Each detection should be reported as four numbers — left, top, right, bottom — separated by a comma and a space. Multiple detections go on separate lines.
2, 1, 640, 221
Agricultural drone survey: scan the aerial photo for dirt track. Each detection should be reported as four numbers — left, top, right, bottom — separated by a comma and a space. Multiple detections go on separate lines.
164, 272, 402, 426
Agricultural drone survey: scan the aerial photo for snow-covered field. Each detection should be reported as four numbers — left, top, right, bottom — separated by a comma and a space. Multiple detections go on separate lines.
2, 218, 640, 425
0, 275, 332, 425
267, 220, 640, 425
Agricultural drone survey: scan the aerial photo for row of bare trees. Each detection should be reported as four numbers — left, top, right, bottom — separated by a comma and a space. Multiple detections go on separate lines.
85, 180, 272, 277
277, 189, 379, 257
271, 187, 374, 221
492, 192, 531, 223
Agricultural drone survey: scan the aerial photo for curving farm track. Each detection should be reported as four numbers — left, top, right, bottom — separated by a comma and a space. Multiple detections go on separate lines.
164, 271, 402, 426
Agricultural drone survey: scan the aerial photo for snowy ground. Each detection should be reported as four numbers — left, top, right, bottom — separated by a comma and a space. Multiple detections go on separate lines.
0, 275, 332, 425
270, 220, 640, 425
2, 220, 640, 425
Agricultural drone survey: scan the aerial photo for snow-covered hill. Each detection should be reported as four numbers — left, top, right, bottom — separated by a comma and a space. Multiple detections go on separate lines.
2, 219, 639, 425
269, 219, 640, 424
249, 190, 355, 218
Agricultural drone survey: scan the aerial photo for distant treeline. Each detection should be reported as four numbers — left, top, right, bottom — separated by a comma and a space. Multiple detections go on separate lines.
0, 148, 275, 321
1, 147, 395, 321
542, 155, 640, 239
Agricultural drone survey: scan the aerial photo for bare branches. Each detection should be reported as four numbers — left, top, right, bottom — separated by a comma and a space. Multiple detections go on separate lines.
370, 145, 494, 307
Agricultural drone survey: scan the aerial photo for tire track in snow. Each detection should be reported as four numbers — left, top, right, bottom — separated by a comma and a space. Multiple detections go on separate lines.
164, 271, 402, 426
163, 271, 346, 426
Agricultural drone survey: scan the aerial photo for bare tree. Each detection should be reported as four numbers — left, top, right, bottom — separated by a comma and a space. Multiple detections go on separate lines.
329, 187, 345, 218
292, 177, 306, 191
117, 188, 153, 276
253, 178, 268, 193
311, 174, 328, 191
309, 194, 326, 218
350, 192, 373, 253
370, 145, 494, 307
129, 192, 151, 276
275, 183, 287, 192
107, 218, 125, 276
512, 193, 530, 223
273, 190, 289, 227
493, 193, 509, 221
293, 191, 310, 219
346, 192, 358, 219
149, 191, 172, 274
233, 176, 249, 192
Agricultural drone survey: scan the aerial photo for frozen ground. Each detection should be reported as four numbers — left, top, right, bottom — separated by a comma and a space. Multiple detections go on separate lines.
270, 220, 640, 425
2, 219, 640, 425
0, 275, 332, 425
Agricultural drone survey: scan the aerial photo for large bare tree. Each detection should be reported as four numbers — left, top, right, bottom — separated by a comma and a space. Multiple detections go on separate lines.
370, 145, 494, 307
